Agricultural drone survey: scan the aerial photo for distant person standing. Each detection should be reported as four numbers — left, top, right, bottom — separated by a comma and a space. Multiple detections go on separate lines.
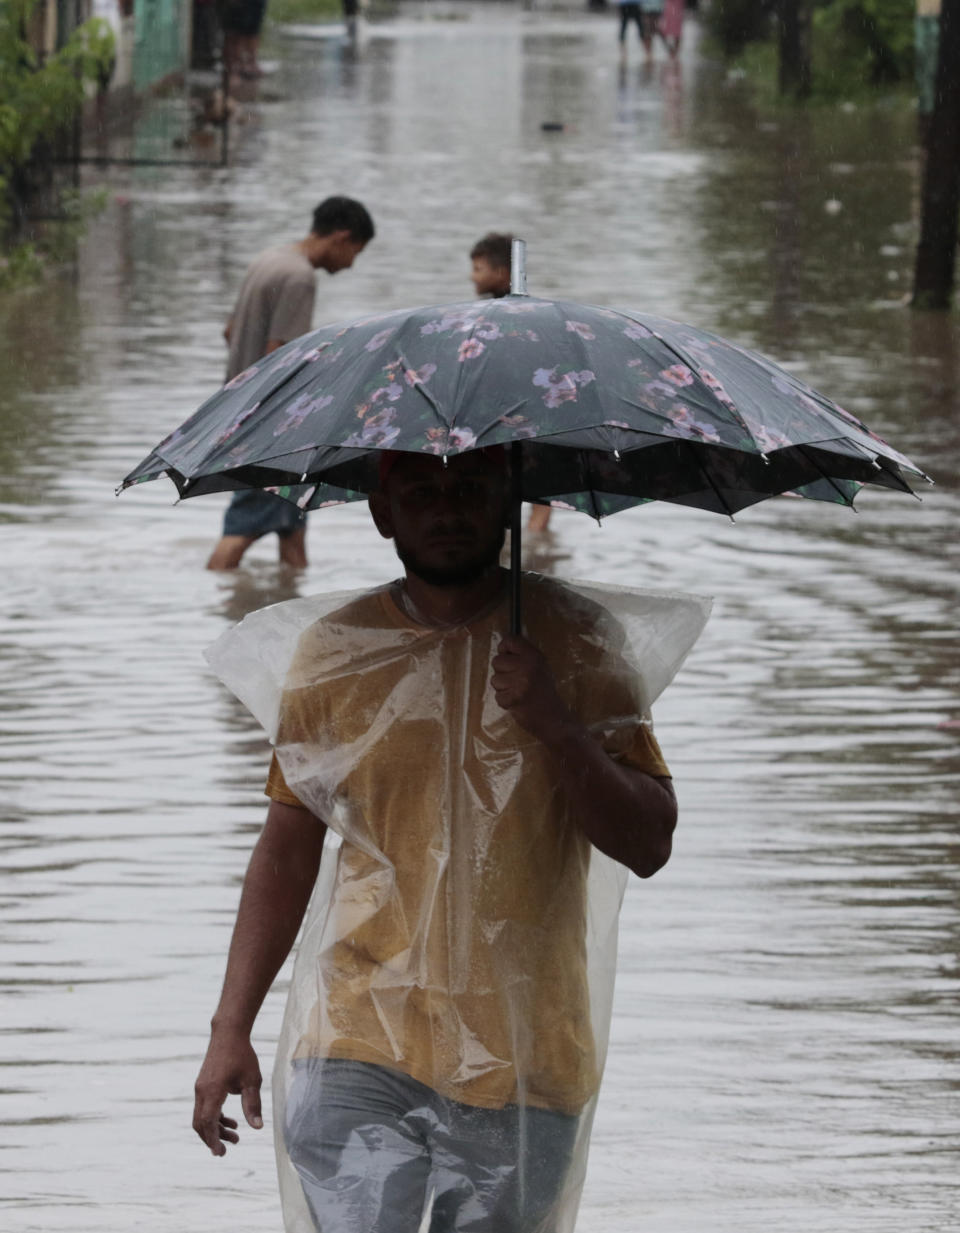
342, 0, 359, 45
638, 0, 665, 57
659, 0, 684, 56
470, 232, 513, 299
468, 231, 551, 534
615, 0, 644, 53
206, 197, 375, 572
220, 0, 269, 78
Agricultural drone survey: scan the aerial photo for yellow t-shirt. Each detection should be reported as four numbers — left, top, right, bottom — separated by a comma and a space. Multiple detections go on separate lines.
265, 577, 669, 1114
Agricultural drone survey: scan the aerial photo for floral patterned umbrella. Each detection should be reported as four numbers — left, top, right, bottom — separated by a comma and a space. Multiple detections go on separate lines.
120, 293, 929, 626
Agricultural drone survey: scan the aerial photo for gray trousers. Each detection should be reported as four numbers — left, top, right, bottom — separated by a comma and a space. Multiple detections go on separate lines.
284, 1059, 579, 1232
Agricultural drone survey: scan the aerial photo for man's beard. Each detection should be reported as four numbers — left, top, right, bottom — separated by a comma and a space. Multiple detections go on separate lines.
394, 525, 506, 587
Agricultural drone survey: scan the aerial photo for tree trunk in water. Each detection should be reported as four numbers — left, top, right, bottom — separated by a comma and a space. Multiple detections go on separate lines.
778, 0, 812, 99
912, 0, 960, 310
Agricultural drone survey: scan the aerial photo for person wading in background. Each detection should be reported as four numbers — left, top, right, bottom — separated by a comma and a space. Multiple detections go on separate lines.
206, 196, 375, 571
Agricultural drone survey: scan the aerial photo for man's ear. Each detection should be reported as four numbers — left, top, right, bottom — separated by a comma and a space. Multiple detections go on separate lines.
368, 492, 394, 540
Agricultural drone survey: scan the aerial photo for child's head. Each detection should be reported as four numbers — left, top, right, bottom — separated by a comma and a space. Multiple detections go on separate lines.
470, 233, 513, 298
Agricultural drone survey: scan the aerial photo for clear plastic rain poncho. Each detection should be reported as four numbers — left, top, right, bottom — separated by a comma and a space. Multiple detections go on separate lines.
207, 573, 710, 1233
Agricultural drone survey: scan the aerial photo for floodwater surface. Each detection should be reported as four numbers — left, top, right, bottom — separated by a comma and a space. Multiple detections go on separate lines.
1, 5, 958, 1231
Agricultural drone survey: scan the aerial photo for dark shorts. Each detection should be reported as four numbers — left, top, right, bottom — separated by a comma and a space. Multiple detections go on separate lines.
222, 489, 307, 540
219, 0, 267, 36
284, 1059, 579, 1233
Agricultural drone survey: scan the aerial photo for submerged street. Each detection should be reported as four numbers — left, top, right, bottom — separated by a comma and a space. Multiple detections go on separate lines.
1, 4, 958, 1230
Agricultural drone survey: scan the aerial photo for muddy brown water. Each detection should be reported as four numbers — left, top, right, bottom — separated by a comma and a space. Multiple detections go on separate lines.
1, 6, 958, 1230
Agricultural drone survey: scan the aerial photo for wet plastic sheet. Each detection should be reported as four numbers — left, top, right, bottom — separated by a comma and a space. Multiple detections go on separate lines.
207, 575, 710, 1232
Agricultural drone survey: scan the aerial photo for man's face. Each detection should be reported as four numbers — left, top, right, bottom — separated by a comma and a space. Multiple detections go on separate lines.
321, 231, 367, 273
371, 453, 509, 586
471, 257, 510, 298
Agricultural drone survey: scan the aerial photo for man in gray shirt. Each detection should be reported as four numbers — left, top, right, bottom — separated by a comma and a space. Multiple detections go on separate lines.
207, 196, 375, 571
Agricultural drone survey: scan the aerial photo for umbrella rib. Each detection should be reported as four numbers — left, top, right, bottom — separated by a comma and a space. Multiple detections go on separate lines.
446, 310, 488, 445
812, 436, 919, 494
620, 310, 763, 448
793, 444, 862, 504
396, 350, 446, 426
685, 441, 737, 517
582, 451, 604, 520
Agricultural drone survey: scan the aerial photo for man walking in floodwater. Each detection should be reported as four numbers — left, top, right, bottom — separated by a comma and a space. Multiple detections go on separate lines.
192, 448, 703, 1231
206, 196, 375, 571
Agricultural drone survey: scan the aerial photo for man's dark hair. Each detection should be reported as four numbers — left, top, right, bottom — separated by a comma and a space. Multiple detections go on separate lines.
470, 232, 513, 268
311, 196, 375, 244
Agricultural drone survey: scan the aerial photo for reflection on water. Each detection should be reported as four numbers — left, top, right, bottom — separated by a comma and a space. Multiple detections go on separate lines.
1, 6, 958, 1231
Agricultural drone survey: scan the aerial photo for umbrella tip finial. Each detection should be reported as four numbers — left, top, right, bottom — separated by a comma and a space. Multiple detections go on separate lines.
510, 239, 528, 297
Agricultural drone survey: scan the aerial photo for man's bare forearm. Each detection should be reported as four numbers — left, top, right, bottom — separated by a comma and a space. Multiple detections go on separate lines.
211, 800, 326, 1035
540, 722, 677, 878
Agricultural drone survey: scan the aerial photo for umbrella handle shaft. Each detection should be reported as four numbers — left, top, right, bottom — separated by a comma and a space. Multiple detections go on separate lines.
510, 442, 522, 635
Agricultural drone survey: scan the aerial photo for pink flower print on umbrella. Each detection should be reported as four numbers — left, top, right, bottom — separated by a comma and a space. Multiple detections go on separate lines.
369, 381, 405, 406
342, 407, 402, 449
635, 372, 682, 400
499, 413, 537, 439
272, 393, 334, 437
404, 362, 437, 387
365, 328, 397, 353
697, 369, 737, 408
224, 366, 259, 391
424, 426, 447, 454
473, 320, 503, 341
623, 321, 653, 342
421, 426, 479, 455
270, 345, 308, 371
661, 364, 695, 388
458, 338, 485, 362
420, 308, 484, 336
303, 344, 343, 368
449, 427, 478, 450
533, 367, 596, 409
565, 320, 596, 341
665, 405, 721, 443
753, 423, 795, 454
214, 402, 261, 446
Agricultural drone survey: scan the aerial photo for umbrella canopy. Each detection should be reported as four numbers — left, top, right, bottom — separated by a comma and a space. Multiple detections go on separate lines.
121, 293, 928, 520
